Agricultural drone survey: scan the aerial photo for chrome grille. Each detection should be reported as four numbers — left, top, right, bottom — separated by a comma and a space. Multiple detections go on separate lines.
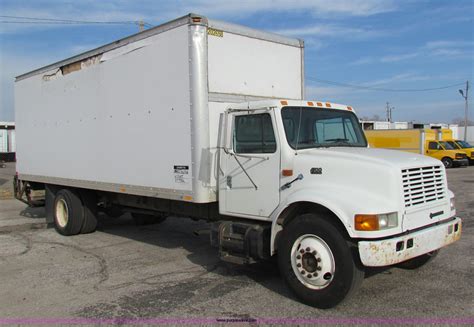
402, 166, 445, 208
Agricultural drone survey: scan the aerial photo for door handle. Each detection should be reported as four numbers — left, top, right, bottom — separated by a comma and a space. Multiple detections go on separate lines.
226, 175, 232, 189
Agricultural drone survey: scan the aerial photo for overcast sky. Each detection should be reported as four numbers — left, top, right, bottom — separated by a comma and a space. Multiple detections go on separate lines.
0, 0, 473, 123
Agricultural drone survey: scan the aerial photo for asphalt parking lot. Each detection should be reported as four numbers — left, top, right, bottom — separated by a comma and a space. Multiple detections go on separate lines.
0, 163, 473, 324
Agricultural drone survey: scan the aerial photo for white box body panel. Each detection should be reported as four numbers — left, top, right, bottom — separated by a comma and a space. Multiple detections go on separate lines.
7, 129, 16, 152
0, 130, 7, 153
207, 23, 303, 99
16, 25, 193, 194
15, 15, 303, 202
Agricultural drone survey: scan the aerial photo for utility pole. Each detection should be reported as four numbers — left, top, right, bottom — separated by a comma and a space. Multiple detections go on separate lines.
138, 20, 144, 32
459, 81, 469, 141
385, 102, 395, 123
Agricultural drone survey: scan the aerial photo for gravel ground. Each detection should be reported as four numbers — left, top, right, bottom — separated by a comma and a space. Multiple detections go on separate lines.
0, 165, 472, 325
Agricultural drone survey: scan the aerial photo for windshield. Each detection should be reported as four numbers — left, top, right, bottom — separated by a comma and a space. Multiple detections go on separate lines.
457, 140, 473, 148
281, 106, 367, 149
447, 141, 459, 149
439, 141, 454, 150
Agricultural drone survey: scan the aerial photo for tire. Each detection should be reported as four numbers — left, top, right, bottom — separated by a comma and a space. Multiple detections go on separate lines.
132, 213, 167, 225
53, 189, 84, 236
278, 213, 364, 309
79, 191, 98, 234
397, 250, 438, 270
441, 157, 453, 169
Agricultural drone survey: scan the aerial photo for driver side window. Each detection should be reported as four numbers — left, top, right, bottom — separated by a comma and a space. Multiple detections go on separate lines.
234, 114, 276, 154
428, 142, 440, 150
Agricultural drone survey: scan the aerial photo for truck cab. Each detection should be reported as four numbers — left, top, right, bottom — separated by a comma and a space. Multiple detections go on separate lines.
218, 99, 461, 307
445, 140, 474, 164
425, 140, 469, 168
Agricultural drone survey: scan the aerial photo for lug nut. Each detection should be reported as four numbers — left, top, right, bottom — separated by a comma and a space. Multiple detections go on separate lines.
296, 255, 301, 259
301, 270, 306, 275
306, 247, 311, 252
317, 258, 321, 262
297, 263, 301, 268
300, 249, 305, 254
317, 266, 322, 271
307, 274, 312, 278
312, 250, 316, 255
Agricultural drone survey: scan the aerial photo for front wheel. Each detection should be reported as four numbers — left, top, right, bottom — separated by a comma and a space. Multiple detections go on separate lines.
278, 214, 364, 308
442, 157, 453, 169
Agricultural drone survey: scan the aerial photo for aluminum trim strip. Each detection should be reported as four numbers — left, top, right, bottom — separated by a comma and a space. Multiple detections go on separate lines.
208, 92, 300, 103
19, 174, 191, 201
208, 19, 303, 48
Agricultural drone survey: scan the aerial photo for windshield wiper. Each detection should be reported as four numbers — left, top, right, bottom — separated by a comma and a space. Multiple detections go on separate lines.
325, 138, 349, 143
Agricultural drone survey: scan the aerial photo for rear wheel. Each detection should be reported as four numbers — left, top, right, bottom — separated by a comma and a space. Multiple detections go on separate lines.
79, 191, 98, 234
53, 189, 84, 236
397, 250, 438, 270
441, 157, 453, 169
278, 213, 364, 308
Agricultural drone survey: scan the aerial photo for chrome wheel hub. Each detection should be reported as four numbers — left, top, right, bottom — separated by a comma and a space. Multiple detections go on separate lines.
291, 234, 335, 289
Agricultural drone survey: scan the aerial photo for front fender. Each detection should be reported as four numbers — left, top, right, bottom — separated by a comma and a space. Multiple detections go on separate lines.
270, 186, 401, 254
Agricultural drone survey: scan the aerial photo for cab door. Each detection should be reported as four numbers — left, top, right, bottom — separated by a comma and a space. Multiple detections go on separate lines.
425, 141, 444, 160
218, 110, 281, 218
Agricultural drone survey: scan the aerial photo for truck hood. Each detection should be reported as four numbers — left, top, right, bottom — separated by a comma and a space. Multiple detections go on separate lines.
299, 147, 440, 169
288, 146, 450, 237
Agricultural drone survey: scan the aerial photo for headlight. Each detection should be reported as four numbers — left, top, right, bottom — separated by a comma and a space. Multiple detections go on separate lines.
354, 213, 398, 231
450, 197, 455, 211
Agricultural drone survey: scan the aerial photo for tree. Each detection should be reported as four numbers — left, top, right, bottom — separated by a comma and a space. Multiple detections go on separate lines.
451, 117, 474, 126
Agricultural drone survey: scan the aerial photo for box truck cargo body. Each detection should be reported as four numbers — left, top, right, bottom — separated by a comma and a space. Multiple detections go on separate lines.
15, 15, 304, 203
14, 14, 461, 308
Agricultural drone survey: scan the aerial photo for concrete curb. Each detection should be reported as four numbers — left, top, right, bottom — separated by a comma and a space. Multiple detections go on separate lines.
0, 190, 13, 200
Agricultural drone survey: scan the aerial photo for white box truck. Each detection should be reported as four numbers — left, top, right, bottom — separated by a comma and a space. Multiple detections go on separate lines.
14, 14, 461, 308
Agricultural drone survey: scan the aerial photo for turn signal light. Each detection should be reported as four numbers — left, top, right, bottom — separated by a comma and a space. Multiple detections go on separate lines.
355, 214, 379, 231
282, 169, 293, 177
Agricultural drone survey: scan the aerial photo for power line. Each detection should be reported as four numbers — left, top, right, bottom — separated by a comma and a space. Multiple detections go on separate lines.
0, 15, 152, 27
306, 76, 465, 92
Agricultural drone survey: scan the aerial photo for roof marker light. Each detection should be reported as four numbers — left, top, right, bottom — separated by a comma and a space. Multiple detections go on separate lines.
280, 100, 288, 105
317, 102, 323, 107
347, 106, 353, 111
307, 101, 314, 106
325, 102, 332, 108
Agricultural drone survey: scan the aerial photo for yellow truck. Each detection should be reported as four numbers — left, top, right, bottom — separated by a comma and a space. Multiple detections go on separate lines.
440, 129, 474, 164
365, 129, 469, 168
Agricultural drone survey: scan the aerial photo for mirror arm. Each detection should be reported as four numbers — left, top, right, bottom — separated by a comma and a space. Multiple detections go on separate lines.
230, 153, 258, 190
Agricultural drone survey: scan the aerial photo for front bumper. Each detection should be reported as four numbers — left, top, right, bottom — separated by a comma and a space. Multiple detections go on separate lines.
454, 158, 469, 167
358, 217, 462, 267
